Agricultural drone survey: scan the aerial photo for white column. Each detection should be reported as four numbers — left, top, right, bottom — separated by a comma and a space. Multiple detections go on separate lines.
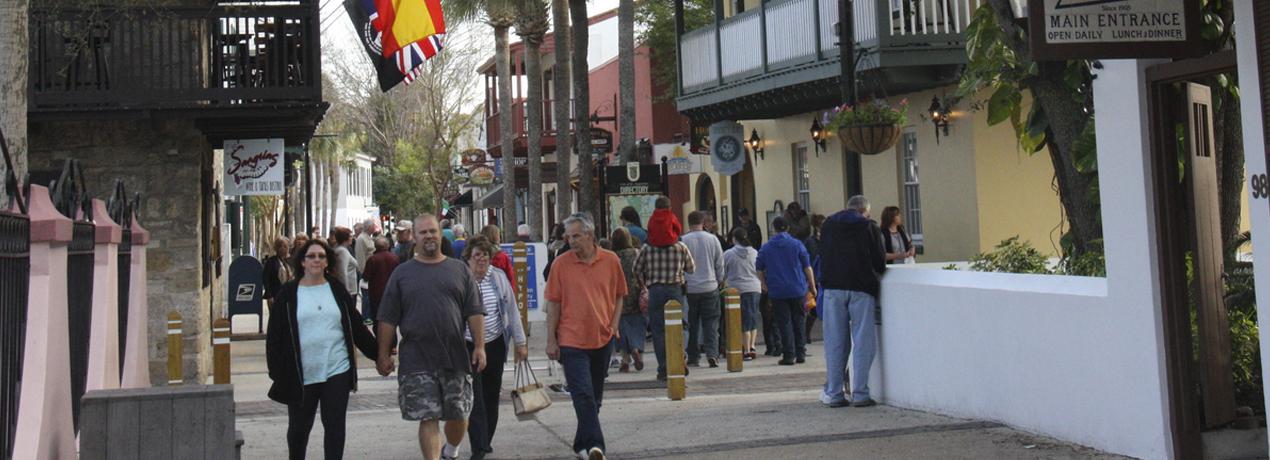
14, 185, 77, 459
86, 199, 120, 391
120, 215, 152, 388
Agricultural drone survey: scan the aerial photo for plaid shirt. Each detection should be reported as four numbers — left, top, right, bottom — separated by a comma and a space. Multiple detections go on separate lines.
635, 242, 696, 286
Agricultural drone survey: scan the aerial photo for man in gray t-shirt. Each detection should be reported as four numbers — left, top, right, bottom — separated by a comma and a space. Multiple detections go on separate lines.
377, 214, 486, 460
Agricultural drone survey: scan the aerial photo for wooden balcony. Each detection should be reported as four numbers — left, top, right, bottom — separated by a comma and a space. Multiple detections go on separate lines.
486, 99, 564, 158
29, 3, 326, 141
677, 0, 985, 121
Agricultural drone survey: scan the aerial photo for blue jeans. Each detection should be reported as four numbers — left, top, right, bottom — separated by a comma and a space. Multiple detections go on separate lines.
740, 292, 760, 331
686, 292, 721, 362
618, 313, 647, 353
771, 296, 806, 360
821, 289, 877, 402
647, 284, 687, 375
560, 342, 613, 453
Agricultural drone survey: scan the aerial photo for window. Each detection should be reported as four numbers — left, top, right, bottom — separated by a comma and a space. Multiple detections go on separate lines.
793, 143, 811, 211
900, 130, 922, 245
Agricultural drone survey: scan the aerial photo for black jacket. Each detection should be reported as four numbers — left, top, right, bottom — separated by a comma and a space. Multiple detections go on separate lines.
820, 209, 887, 297
882, 226, 913, 264
261, 256, 287, 300
266, 275, 379, 405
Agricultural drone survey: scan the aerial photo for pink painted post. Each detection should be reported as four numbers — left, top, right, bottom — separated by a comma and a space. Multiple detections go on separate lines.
86, 199, 121, 391
14, 185, 77, 459
120, 213, 151, 389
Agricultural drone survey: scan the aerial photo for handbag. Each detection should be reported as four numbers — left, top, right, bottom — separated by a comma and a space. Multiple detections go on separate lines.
511, 359, 552, 419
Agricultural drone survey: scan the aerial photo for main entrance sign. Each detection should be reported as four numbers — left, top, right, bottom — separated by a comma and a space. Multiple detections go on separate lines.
1028, 0, 1203, 60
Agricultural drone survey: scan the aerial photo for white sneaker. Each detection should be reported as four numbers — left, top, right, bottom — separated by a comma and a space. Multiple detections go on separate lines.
576, 449, 589, 459
588, 447, 606, 460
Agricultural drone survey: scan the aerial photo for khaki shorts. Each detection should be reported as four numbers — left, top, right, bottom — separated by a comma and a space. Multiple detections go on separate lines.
398, 369, 473, 421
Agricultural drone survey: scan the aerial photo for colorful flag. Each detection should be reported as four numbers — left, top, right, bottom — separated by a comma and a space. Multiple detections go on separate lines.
344, 0, 446, 92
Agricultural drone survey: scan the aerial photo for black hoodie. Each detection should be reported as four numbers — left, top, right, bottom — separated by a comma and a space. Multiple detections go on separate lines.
266, 275, 379, 405
820, 209, 887, 297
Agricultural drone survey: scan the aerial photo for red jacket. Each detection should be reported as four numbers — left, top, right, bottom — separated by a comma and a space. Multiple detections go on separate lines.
647, 208, 683, 247
492, 250, 518, 298
363, 249, 400, 306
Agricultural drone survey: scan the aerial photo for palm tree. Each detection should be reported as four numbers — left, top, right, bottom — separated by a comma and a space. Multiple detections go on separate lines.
0, 0, 28, 181
618, 0, 635, 164
569, 0, 594, 218
551, 0, 572, 223
516, 0, 550, 241
447, 0, 518, 242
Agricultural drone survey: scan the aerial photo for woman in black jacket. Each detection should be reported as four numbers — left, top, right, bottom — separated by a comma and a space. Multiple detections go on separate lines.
267, 239, 378, 460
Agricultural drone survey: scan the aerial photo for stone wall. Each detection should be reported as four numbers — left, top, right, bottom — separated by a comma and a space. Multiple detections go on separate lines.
29, 118, 221, 384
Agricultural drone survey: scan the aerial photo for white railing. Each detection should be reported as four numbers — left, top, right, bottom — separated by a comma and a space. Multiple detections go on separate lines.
679, 0, 981, 93
766, 0, 818, 66
681, 28, 718, 89
890, 0, 982, 36
720, 10, 763, 79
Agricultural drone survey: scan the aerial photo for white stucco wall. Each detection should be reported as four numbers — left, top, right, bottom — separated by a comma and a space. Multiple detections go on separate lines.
1235, 2, 1270, 454
874, 60, 1172, 459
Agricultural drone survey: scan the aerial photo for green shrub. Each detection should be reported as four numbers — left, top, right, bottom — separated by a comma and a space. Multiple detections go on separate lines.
967, 236, 1052, 274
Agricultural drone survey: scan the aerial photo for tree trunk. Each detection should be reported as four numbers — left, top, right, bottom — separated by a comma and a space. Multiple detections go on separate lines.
1029, 62, 1100, 254
618, 0, 636, 164
526, 40, 545, 241
0, 0, 28, 181
1213, 78, 1244, 261
327, 162, 338, 232
569, 0, 594, 218
552, 0, 573, 222
496, 24, 518, 242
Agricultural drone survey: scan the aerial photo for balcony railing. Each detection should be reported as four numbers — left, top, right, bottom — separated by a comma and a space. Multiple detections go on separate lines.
30, 3, 321, 112
680, 0, 982, 94
486, 99, 569, 156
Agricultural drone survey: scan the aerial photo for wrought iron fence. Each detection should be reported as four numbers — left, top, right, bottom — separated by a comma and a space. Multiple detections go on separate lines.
50, 159, 94, 434
108, 181, 138, 381
0, 128, 27, 460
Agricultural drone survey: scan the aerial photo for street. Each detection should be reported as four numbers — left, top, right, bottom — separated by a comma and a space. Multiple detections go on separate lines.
230, 321, 1126, 459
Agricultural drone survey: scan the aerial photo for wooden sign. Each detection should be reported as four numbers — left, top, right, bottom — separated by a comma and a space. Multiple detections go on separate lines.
1028, 0, 1204, 60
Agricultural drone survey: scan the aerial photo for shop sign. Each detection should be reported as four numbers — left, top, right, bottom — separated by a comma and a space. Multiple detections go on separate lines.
1028, 0, 1202, 60
709, 121, 746, 176
470, 165, 496, 185
224, 138, 284, 196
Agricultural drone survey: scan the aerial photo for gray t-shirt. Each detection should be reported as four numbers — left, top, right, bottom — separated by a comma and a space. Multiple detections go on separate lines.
377, 258, 484, 374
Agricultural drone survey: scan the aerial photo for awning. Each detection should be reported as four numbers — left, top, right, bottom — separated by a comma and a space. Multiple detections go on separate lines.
447, 189, 473, 208
475, 185, 503, 209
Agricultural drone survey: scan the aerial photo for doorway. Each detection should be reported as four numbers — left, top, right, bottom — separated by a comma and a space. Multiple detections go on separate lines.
1146, 51, 1263, 459
696, 174, 716, 218
730, 151, 758, 232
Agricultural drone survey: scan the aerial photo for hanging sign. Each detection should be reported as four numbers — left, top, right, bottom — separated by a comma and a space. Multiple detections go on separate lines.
224, 138, 285, 196
663, 144, 703, 176
1028, 0, 1203, 60
709, 121, 746, 177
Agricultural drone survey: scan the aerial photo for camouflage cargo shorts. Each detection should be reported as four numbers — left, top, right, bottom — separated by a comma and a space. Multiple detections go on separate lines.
398, 369, 473, 421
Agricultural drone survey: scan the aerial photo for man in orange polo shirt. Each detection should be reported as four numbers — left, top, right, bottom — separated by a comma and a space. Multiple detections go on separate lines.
545, 213, 628, 460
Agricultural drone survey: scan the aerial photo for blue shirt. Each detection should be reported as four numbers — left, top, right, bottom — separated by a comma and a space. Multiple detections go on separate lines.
626, 224, 649, 245
755, 232, 811, 300
296, 284, 350, 385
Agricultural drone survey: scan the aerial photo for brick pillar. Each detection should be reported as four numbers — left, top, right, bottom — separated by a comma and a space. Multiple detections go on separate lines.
87, 199, 121, 391
120, 214, 151, 389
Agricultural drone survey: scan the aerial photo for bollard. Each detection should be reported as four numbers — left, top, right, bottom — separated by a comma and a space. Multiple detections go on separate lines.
213, 318, 231, 384
665, 300, 686, 400
167, 311, 182, 385
724, 289, 743, 372
512, 242, 529, 336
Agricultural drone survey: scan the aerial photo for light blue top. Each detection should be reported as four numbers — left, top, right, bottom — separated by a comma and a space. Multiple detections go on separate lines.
296, 283, 350, 385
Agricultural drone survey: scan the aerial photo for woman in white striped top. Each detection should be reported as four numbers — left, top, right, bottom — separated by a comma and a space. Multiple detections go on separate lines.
462, 237, 528, 459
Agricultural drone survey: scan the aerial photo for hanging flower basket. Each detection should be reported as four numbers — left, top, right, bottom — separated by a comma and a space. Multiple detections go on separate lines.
825, 98, 908, 155
838, 123, 902, 155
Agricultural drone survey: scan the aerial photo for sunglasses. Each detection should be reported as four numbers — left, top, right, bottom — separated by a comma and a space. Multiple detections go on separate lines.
305, 253, 327, 260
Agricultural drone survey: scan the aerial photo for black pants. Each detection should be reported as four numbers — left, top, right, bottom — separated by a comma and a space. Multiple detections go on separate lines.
287, 368, 354, 460
760, 293, 782, 353
467, 335, 509, 454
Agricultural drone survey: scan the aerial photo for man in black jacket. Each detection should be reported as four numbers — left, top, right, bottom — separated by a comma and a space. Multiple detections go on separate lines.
818, 195, 886, 408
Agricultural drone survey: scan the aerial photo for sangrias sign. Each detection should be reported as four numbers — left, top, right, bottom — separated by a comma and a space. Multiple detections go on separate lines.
224, 139, 285, 196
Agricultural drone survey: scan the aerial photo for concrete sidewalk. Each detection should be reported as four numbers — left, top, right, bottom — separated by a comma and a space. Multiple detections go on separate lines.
228, 322, 1127, 459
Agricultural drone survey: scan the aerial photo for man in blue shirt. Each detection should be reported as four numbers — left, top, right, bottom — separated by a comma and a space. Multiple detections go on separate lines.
756, 217, 816, 365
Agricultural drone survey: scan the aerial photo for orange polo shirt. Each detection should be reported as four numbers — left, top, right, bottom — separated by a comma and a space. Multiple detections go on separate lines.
545, 248, 629, 349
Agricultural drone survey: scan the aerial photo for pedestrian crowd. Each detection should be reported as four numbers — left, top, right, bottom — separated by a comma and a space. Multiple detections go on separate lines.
259, 194, 913, 460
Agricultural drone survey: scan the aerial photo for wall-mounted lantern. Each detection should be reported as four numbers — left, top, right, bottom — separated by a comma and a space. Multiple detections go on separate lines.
928, 96, 951, 143
810, 118, 827, 154
747, 129, 765, 160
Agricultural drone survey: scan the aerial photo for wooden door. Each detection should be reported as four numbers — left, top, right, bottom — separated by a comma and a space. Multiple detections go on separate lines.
1185, 82, 1237, 428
